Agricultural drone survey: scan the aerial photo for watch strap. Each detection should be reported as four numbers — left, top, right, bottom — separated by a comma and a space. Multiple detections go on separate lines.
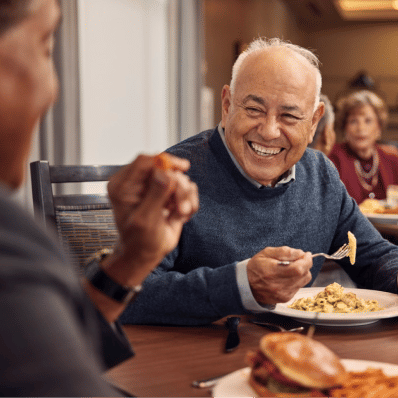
85, 250, 142, 304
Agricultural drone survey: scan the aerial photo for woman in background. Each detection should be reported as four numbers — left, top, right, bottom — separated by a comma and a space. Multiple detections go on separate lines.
329, 90, 398, 205
309, 94, 336, 156
0, 0, 198, 395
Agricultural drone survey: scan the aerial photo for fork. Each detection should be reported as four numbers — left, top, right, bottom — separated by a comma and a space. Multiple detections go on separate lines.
278, 243, 350, 265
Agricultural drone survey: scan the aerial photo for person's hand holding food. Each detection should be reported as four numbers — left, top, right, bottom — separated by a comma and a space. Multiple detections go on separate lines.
246, 247, 313, 305
105, 153, 199, 286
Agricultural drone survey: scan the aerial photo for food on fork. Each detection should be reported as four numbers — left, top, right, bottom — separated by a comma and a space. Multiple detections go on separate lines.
347, 231, 356, 265
288, 282, 384, 313
246, 332, 347, 397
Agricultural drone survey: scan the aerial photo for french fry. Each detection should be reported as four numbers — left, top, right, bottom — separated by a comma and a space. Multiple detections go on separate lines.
329, 368, 398, 398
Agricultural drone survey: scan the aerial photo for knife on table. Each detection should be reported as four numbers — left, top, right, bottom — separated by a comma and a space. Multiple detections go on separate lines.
225, 316, 240, 352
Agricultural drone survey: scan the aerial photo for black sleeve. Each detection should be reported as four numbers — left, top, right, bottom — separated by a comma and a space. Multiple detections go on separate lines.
0, 273, 121, 396
95, 309, 135, 369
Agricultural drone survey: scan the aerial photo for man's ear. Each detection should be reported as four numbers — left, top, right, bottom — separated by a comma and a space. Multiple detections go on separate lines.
308, 101, 325, 144
221, 85, 231, 129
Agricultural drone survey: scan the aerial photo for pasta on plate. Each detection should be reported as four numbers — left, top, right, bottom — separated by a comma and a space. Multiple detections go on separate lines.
288, 283, 384, 314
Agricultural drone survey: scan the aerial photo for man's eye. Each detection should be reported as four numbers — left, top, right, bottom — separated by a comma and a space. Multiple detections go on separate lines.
282, 113, 300, 121
245, 107, 262, 115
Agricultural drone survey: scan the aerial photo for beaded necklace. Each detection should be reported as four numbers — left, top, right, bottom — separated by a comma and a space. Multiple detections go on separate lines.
354, 151, 379, 191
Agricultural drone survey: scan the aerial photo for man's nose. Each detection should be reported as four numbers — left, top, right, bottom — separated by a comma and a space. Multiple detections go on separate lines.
258, 117, 281, 140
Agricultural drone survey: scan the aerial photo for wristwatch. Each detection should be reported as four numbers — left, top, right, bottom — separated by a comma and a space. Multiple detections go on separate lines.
84, 248, 142, 304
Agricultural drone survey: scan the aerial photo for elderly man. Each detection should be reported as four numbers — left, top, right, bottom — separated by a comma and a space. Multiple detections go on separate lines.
121, 37, 398, 326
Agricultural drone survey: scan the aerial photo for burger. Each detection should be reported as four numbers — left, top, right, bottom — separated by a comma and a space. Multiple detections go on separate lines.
246, 332, 347, 397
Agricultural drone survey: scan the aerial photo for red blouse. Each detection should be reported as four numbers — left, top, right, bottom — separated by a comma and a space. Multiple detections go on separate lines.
328, 142, 398, 205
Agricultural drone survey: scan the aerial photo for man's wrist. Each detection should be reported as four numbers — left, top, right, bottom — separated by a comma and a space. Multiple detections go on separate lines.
84, 249, 142, 304
236, 260, 276, 311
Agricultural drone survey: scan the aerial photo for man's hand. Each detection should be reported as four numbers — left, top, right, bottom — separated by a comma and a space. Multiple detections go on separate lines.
247, 247, 313, 305
106, 154, 199, 286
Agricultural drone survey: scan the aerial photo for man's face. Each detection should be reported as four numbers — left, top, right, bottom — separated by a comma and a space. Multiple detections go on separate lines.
221, 47, 324, 187
0, 0, 61, 189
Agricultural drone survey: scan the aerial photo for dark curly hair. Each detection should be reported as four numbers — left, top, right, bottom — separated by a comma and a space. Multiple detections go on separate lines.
0, 0, 32, 36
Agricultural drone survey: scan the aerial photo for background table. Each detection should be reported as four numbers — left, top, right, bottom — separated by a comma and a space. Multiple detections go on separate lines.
369, 221, 398, 245
105, 313, 398, 397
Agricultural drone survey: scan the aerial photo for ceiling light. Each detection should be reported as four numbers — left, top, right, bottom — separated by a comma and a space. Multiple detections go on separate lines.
336, 0, 398, 19
338, 1, 397, 11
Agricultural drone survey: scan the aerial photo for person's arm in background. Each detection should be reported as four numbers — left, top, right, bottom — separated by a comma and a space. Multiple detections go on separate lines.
83, 154, 199, 323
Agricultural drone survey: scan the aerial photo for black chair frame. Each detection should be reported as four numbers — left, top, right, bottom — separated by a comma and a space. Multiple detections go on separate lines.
30, 160, 122, 227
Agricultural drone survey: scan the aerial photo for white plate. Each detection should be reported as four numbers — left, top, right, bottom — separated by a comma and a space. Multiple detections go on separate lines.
212, 359, 398, 397
363, 212, 398, 224
269, 287, 398, 326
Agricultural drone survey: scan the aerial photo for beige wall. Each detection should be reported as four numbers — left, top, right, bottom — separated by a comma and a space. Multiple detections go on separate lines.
204, 0, 304, 123
305, 23, 398, 141
306, 24, 398, 105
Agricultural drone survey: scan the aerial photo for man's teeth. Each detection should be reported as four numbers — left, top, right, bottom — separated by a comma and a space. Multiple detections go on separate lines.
250, 142, 282, 156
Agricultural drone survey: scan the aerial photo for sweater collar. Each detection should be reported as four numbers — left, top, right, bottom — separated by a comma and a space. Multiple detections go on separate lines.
217, 123, 295, 188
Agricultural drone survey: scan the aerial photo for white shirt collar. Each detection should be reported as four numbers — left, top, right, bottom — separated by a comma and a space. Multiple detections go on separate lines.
217, 123, 295, 188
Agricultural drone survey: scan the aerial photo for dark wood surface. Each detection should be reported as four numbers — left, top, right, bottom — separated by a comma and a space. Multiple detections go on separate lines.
105, 313, 398, 397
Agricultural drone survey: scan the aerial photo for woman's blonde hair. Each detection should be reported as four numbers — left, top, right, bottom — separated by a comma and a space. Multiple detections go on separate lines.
335, 90, 388, 136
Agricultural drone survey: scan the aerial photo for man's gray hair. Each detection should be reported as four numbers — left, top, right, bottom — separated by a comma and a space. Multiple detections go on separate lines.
230, 37, 322, 111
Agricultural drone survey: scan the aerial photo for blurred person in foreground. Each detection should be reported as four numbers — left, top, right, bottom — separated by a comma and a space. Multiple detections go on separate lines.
120, 37, 398, 327
329, 90, 398, 205
309, 93, 336, 156
0, 0, 198, 395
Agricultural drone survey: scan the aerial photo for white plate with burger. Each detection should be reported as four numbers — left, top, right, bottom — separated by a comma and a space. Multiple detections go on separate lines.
213, 333, 398, 397
212, 361, 398, 397
270, 287, 398, 326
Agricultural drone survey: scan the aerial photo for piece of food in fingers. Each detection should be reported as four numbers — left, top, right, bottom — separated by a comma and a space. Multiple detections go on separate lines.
246, 332, 347, 397
347, 231, 356, 265
153, 152, 173, 171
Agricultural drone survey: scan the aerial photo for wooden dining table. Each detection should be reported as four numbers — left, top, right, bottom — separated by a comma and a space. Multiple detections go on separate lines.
105, 312, 398, 397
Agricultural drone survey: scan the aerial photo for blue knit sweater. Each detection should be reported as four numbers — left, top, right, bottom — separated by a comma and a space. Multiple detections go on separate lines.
121, 127, 398, 325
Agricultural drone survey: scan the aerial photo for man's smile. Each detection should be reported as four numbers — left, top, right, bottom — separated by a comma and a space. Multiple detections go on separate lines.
249, 141, 284, 157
